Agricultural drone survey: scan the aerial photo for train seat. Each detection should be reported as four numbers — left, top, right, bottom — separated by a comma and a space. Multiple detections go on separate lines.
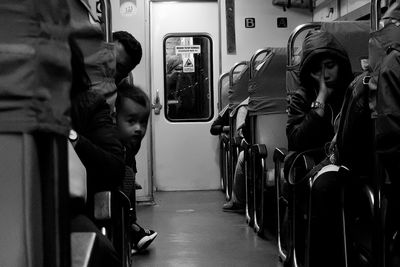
246, 47, 287, 237
277, 20, 371, 267
94, 190, 133, 266
223, 61, 250, 201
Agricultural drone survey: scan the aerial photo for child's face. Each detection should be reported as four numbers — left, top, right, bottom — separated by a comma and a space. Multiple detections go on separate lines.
116, 97, 150, 145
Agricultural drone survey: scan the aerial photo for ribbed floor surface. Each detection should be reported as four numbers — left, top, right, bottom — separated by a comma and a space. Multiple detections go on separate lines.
133, 190, 280, 267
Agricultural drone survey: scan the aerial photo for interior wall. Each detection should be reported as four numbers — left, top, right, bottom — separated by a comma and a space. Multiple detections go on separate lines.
313, 0, 370, 22
220, 0, 312, 74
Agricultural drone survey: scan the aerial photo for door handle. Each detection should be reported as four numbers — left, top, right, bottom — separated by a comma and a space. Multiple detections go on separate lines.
152, 90, 162, 115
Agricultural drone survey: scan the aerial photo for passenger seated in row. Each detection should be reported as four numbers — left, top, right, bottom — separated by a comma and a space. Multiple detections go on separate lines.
223, 99, 249, 213
116, 82, 158, 252
210, 98, 249, 213
286, 29, 354, 267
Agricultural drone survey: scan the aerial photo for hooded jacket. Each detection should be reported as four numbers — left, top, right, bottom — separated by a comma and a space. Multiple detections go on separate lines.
372, 2, 400, 184
287, 30, 353, 151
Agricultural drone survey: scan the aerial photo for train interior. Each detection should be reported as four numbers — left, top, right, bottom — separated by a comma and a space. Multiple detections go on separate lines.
0, 0, 399, 266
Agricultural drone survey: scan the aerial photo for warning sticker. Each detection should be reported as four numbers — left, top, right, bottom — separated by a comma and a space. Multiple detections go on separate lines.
120, 0, 137, 17
176, 45, 201, 54
183, 57, 195, 73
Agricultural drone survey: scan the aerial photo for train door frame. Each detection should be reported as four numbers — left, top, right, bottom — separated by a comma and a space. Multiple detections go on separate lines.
145, 0, 221, 192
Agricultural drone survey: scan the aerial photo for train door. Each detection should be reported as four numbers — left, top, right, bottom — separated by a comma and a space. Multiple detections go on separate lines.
150, 0, 219, 191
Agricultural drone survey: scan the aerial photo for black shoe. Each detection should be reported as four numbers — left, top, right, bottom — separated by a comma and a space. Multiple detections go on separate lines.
131, 224, 158, 252
222, 202, 245, 214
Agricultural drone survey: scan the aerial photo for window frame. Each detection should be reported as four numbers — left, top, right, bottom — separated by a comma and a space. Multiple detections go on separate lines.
162, 33, 214, 123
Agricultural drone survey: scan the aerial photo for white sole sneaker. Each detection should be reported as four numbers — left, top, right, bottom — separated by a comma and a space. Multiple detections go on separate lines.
137, 231, 158, 250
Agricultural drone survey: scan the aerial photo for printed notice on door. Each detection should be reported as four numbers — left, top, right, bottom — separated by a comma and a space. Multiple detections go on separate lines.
176, 45, 200, 73
175, 45, 201, 54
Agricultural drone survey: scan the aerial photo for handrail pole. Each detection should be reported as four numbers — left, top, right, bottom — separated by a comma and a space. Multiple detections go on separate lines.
100, 0, 113, 42
371, 0, 381, 31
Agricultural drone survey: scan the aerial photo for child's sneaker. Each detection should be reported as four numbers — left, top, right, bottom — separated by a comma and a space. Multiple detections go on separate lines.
130, 224, 158, 251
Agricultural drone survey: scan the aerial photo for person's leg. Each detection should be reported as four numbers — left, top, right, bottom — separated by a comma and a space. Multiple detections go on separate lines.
223, 151, 245, 212
308, 169, 344, 267
232, 151, 246, 205
127, 171, 157, 252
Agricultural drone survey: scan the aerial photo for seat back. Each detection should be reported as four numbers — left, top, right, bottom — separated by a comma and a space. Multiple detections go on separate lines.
218, 72, 230, 112
228, 61, 250, 107
248, 47, 288, 170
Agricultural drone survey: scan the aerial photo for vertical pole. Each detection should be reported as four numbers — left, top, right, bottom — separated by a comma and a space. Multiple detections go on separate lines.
100, 0, 113, 42
225, 0, 236, 54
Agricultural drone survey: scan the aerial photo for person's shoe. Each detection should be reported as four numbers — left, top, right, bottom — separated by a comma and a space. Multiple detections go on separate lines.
131, 224, 158, 252
222, 201, 245, 214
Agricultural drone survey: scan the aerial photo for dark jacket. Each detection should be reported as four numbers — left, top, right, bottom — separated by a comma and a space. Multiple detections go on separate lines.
287, 30, 353, 151
335, 72, 374, 176
371, 13, 400, 183
71, 90, 125, 195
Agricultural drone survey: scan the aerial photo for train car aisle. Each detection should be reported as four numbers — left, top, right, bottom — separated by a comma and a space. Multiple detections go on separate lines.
133, 190, 280, 267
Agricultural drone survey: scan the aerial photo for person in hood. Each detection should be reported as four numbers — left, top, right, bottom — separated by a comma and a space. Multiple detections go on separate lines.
285, 30, 354, 267
287, 30, 353, 151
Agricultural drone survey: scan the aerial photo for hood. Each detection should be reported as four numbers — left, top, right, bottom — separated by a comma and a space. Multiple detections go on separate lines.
382, 0, 400, 21
369, 23, 400, 73
299, 30, 353, 91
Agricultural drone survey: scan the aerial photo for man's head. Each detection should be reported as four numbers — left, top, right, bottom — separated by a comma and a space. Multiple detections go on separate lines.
115, 82, 150, 146
113, 31, 142, 84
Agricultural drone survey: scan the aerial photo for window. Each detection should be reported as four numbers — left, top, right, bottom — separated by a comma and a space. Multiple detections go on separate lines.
164, 35, 213, 122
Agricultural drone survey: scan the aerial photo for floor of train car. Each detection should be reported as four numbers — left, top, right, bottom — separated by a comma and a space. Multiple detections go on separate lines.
133, 190, 281, 267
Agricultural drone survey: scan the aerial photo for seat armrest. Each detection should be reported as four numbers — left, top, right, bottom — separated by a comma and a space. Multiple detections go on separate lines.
222, 126, 230, 134
252, 144, 268, 158
240, 138, 249, 149
71, 232, 96, 267
94, 191, 111, 220
273, 147, 288, 162
286, 147, 324, 185
221, 133, 229, 142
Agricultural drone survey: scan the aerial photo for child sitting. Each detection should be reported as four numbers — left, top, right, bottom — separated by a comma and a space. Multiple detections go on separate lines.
115, 81, 157, 253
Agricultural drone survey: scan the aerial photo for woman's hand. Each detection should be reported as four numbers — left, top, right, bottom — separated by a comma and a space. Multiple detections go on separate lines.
311, 65, 334, 103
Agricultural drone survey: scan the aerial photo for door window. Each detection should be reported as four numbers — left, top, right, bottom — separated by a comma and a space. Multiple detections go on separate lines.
164, 35, 213, 122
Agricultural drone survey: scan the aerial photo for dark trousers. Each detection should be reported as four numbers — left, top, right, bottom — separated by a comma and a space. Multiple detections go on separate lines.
308, 170, 344, 267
